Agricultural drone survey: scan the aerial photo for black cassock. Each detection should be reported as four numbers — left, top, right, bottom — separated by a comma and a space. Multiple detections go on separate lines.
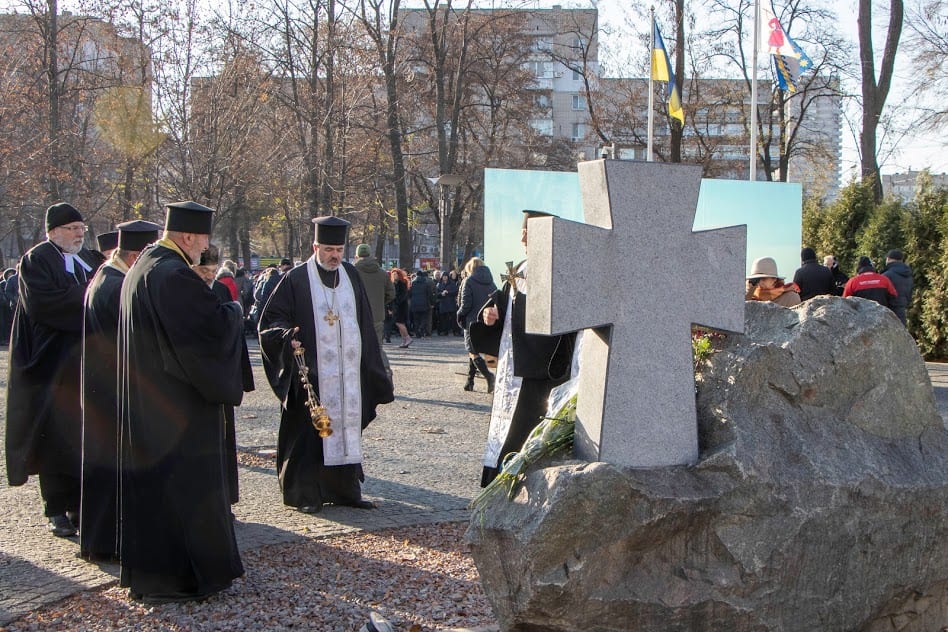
210, 278, 255, 505
474, 271, 575, 488
118, 243, 244, 599
80, 263, 125, 561
5, 242, 103, 512
259, 261, 393, 509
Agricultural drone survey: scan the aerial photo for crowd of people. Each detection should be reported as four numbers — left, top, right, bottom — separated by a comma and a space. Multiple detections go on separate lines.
1, 200, 916, 607
745, 247, 913, 325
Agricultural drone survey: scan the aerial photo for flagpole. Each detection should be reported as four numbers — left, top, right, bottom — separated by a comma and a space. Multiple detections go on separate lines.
750, 0, 760, 180
647, 7, 655, 162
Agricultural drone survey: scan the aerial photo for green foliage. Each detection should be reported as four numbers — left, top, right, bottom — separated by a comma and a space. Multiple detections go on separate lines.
856, 198, 908, 268
803, 172, 948, 358
807, 178, 877, 275
911, 174, 948, 356
692, 329, 715, 371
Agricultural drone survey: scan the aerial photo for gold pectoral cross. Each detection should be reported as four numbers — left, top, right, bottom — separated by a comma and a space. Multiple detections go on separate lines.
501, 261, 524, 295
324, 309, 340, 326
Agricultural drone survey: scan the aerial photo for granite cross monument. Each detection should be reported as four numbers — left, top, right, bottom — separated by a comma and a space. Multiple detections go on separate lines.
527, 159, 746, 467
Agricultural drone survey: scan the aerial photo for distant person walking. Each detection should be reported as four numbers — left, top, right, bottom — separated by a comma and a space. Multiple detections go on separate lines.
882, 249, 913, 326
823, 255, 848, 296
436, 270, 460, 336
456, 257, 497, 392
792, 247, 834, 301
843, 256, 898, 311
390, 268, 412, 347
410, 269, 434, 337
354, 244, 395, 378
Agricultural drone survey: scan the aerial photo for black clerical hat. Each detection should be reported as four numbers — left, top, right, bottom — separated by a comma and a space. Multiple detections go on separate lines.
117, 220, 161, 251
313, 216, 350, 245
165, 201, 215, 235
96, 231, 118, 252
46, 202, 84, 231
521, 209, 555, 229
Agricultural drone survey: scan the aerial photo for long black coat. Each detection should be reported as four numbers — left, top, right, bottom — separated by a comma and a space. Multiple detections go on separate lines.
80, 263, 125, 560
118, 243, 245, 597
5, 241, 103, 486
258, 261, 394, 508
792, 261, 835, 302
476, 274, 575, 381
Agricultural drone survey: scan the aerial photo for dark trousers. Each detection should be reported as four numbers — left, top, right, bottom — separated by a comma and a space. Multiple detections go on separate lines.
39, 470, 81, 516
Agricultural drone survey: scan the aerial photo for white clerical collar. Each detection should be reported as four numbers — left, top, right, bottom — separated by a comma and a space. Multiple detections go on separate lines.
63, 252, 93, 275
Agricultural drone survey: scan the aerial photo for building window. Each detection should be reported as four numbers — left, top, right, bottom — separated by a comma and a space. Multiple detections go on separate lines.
531, 119, 553, 136
571, 94, 587, 110
571, 122, 585, 141
534, 94, 551, 109
572, 69, 582, 81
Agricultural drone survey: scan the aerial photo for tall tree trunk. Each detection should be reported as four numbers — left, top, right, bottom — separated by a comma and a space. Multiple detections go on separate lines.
858, 0, 903, 202
123, 161, 134, 221
320, 0, 336, 216
46, 0, 61, 203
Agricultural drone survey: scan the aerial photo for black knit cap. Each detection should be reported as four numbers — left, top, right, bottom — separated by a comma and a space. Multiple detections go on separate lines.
96, 231, 119, 252
165, 201, 215, 235
521, 209, 555, 229
117, 220, 162, 251
46, 202, 84, 231
857, 256, 874, 273
886, 249, 904, 261
313, 216, 350, 245
801, 247, 817, 262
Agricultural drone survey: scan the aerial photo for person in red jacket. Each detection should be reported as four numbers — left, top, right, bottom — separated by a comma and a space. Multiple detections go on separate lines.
842, 256, 898, 311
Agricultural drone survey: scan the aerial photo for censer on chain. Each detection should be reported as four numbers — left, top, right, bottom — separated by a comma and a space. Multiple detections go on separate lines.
293, 345, 333, 438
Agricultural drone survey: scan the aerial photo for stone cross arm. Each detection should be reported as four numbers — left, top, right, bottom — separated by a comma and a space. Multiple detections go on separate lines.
527, 160, 746, 468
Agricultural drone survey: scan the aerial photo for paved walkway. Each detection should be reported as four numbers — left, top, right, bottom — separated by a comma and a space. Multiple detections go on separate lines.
0, 334, 492, 626
1, 337, 946, 626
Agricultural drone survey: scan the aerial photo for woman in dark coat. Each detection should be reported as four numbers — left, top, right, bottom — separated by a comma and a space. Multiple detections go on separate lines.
456, 257, 497, 392
436, 270, 460, 335
390, 268, 412, 347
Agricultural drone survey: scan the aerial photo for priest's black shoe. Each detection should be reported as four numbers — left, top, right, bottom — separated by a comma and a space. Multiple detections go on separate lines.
297, 504, 322, 514
48, 514, 78, 538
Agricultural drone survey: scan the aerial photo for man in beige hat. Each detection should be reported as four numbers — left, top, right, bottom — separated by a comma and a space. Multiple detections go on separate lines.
745, 256, 801, 307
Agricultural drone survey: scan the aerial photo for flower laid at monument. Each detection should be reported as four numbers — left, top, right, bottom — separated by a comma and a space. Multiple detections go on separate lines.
471, 387, 578, 510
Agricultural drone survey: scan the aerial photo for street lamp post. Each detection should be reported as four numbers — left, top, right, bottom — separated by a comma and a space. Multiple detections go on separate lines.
434, 173, 464, 270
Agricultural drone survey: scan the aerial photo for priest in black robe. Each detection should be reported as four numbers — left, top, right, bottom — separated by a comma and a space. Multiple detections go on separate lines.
79, 220, 160, 562
5, 203, 105, 538
259, 216, 394, 514
118, 202, 244, 604
476, 210, 576, 487
194, 243, 255, 506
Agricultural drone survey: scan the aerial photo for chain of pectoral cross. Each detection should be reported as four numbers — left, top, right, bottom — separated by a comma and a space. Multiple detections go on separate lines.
321, 270, 340, 326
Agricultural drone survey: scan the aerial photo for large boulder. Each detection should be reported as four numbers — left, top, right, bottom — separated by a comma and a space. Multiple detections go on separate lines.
466, 297, 948, 631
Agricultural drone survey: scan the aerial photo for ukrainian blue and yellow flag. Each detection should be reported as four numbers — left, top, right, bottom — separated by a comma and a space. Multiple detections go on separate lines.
772, 32, 813, 93
651, 20, 685, 126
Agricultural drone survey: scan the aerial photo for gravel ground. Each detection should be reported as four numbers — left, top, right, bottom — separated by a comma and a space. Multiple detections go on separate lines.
3, 522, 495, 631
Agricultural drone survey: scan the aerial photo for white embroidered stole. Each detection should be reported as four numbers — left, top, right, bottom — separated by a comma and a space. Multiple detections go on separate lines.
482, 261, 526, 468
307, 258, 364, 465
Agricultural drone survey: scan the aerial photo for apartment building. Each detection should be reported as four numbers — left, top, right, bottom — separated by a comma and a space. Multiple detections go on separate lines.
398, 4, 842, 199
